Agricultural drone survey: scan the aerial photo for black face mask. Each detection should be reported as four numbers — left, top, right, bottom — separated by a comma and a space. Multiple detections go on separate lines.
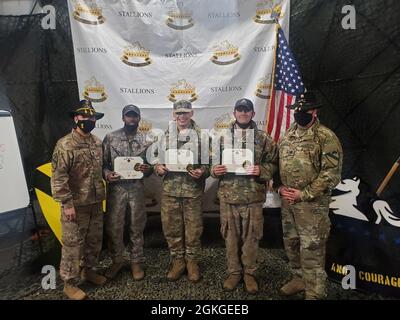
124, 124, 138, 133
294, 112, 313, 127
76, 120, 96, 133
235, 121, 252, 129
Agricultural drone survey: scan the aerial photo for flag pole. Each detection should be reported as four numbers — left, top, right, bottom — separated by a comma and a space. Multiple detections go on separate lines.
376, 155, 400, 196
265, 20, 280, 133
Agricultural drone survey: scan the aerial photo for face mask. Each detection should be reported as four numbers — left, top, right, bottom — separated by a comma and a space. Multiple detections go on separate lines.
294, 112, 313, 127
124, 124, 138, 132
76, 119, 95, 133
235, 121, 252, 129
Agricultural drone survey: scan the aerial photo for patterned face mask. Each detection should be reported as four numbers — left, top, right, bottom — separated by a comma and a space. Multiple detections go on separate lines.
76, 119, 96, 133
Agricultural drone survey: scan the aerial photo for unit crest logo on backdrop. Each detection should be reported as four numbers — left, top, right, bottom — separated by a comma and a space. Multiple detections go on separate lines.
82, 76, 107, 102
167, 79, 198, 103
138, 119, 153, 134
72, 0, 105, 25
213, 113, 236, 130
210, 40, 241, 65
255, 74, 273, 99
165, 7, 194, 30
253, 0, 283, 24
121, 42, 152, 67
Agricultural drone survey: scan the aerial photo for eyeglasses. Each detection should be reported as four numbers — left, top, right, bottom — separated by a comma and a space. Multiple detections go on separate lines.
175, 112, 190, 117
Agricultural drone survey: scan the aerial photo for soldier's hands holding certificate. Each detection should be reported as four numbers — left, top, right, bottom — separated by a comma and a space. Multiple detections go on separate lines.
155, 164, 169, 176
212, 165, 228, 176
188, 167, 204, 179
107, 171, 121, 182
138, 164, 151, 173
245, 165, 260, 176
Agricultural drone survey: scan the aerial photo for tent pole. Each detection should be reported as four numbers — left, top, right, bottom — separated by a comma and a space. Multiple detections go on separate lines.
376, 156, 400, 196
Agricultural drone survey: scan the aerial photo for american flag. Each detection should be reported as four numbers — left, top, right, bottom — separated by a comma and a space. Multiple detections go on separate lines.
267, 27, 305, 142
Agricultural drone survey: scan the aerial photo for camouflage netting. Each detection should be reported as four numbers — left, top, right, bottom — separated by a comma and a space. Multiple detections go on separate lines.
290, 0, 400, 204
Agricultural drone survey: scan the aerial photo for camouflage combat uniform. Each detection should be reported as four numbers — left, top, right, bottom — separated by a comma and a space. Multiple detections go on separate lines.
211, 120, 278, 276
278, 119, 343, 299
51, 129, 105, 282
102, 128, 152, 265
158, 119, 209, 261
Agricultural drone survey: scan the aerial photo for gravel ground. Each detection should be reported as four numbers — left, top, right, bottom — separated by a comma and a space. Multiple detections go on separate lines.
0, 214, 388, 300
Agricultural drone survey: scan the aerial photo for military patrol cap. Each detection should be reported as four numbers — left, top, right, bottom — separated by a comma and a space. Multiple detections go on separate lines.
122, 104, 141, 117
286, 91, 322, 112
69, 100, 104, 120
234, 98, 254, 111
173, 100, 192, 113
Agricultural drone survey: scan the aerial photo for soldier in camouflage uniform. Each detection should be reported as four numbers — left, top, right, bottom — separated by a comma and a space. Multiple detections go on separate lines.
102, 105, 152, 281
51, 100, 107, 300
277, 92, 343, 300
154, 100, 209, 283
211, 98, 278, 294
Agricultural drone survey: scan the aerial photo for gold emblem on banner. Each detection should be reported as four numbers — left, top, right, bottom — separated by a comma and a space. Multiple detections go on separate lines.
253, 0, 283, 24
72, 0, 105, 25
255, 75, 272, 99
166, 10, 194, 30
138, 119, 153, 133
168, 79, 198, 103
82, 76, 107, 102
210, 41, 241, 65
121, 42, 152, 67
213, 113, 236, 130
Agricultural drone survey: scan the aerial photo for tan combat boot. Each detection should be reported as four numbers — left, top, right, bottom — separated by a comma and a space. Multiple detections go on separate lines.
279, 276, 305, 296
131, 263, 145, 281
167, 258, 186, 281
186, 259, 200, 283
105, 262, 125, 279
81, 268, 107, 286
244, 274, 259, 294
63, 281, 87, 300
223, 274, 242, 291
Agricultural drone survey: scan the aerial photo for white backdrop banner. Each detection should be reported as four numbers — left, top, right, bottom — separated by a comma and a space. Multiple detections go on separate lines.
67, 0, 291, 211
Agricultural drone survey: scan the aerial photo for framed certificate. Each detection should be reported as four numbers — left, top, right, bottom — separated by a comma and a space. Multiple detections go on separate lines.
114, 156, 144, 179
165, 149, 195, 172
222, 148, 253, 175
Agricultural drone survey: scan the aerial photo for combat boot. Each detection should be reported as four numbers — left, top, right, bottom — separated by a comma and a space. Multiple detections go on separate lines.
63, 281, 87, 300
223, 274, 242, 291
105, 262, 125, 279
131, 263, 145, 281
81, 268, 107, 286
167, 258, 186, 281
279, 276, 305, 296
186, 259, 200, 283
244, 274, 259, 294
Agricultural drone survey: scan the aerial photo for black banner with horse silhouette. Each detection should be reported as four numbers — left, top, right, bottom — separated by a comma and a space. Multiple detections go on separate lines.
326, 177, 400, 298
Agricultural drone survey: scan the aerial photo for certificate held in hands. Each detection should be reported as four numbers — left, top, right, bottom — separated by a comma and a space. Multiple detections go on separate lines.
114, 156, 144, 179
165, 149, 195, 172
222, 148, 253, 175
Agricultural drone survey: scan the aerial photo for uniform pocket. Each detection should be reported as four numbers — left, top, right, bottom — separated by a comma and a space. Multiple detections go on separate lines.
251, 213, 264, 241
220, 214, 229, 240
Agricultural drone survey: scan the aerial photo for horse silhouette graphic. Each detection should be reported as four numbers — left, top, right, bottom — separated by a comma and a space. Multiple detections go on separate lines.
330, 177, 400, 227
